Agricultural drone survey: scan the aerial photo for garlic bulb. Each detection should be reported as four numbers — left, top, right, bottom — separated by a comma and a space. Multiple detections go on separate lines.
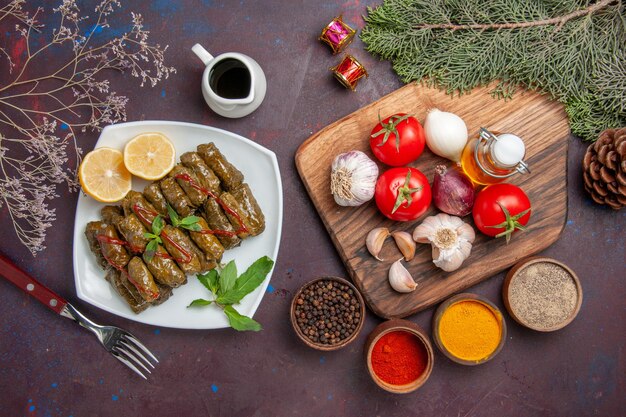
330, 151, 379, 206
423, 108, 468, 162
412, 213, 475, 272
389, 259, 417, 293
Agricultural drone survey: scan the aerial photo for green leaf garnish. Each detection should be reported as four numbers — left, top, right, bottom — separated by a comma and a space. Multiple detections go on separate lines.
189, 256, 274, 332
179, 215, 201, 231
197, 269, 220, 294
218, 260, 238, 295
217, 256, 274, 305
167, 204, 180, 226
188, 298, 213, 307
144, 239, 159, 262
223, 305, 262, 332
151, 215, 164, 236
168, 204, 200, 231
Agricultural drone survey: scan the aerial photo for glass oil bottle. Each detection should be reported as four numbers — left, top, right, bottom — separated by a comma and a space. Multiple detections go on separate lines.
460, 128, 531, 185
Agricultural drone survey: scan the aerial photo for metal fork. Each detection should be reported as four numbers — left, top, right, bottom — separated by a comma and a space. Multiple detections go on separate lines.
0, 254, 158, 379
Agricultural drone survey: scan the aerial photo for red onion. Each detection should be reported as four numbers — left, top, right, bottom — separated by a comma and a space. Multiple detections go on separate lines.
432, 165, 475, 216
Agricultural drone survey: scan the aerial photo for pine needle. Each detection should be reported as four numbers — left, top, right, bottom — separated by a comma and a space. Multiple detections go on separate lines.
360, 0, 626, 141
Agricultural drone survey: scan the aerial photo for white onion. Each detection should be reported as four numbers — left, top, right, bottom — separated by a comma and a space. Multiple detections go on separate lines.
424, 108, 468, 162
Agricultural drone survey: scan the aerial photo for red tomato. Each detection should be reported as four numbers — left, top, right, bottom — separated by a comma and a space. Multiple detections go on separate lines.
375, 167, 431, 221
370, 113, 425, 166
472, 184, 531, 242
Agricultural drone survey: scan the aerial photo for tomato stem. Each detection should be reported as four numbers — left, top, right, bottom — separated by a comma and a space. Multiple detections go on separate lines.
485, 203, 531, 243
371, 113, 413, 152
392, 170, 422, 214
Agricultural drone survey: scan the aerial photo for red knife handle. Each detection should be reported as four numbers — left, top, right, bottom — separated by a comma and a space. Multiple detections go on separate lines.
0, 254, 68, 315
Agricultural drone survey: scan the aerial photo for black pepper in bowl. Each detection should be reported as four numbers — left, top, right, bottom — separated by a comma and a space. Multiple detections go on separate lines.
290, 277, 365, 350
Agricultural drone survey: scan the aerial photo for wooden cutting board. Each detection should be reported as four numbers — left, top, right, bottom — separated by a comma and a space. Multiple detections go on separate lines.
295, 82, 569, 319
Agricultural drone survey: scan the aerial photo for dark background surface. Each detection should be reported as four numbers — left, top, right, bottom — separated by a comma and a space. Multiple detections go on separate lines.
0, 1, 624, 416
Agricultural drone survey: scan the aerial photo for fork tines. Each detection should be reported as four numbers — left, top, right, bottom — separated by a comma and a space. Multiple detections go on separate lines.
112, 332, 159, 379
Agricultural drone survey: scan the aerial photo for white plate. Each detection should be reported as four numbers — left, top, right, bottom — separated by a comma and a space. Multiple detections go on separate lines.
72, 121, 283, 329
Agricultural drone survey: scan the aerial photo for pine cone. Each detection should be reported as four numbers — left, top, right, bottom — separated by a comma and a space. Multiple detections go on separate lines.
582, 127, 626, 210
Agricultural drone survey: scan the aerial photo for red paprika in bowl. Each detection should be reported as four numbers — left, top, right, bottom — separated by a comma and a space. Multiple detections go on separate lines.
365, 319, 434, 394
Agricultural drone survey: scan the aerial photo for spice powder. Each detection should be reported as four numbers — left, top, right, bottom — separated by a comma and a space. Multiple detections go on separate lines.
508, 262, 578, 329
438, 300, 502, 362
370, 331, 428, 386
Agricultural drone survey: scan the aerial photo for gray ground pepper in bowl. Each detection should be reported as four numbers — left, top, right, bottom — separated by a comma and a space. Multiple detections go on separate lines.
504, 258, 582, 331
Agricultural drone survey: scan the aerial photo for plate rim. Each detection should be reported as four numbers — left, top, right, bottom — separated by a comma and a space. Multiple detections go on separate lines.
72, 120, 283, 329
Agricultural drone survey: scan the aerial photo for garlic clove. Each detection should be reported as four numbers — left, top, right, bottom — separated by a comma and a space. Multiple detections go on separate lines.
392, 231, 416, 261
366, 227, 389, 261
458, 239, 473, 259
446, 214, 465, 229
412, 218, 437, 243
388, 259, 417, 293
457, 223, 476, 243
433, 247, 465, 272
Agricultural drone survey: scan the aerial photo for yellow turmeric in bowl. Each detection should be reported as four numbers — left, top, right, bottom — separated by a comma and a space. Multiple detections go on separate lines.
438, 300, 502, 362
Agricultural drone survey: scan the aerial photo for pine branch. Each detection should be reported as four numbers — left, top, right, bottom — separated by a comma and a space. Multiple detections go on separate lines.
361, 0, 626, 142
413, 0, 616, 31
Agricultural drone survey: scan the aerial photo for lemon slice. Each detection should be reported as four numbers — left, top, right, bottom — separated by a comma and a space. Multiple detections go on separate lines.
123, 132, 176, 180
79, 147, 132, 203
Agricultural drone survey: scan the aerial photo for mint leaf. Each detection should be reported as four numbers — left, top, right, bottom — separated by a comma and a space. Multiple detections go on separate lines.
180, 215, 201, 231
152, 215, 165, 236
180, 215, 201, 226
143, 232, 158, 240
197, 269, 220, 294
144, 239, 158, 262
187, 298, 213, 307
218, 256, 274, 305
218, 260, 237, 295
182, 222, 202, 232
223, 305, 261, 331
167, 204, 180, 226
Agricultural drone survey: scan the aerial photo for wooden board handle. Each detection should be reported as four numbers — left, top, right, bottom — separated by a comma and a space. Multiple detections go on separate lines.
0, 254, 68, 315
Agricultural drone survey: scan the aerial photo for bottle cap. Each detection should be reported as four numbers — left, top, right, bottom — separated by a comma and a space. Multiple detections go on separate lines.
492, 134, 525, 167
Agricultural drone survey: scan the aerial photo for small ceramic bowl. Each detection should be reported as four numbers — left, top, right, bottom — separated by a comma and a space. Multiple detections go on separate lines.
432, 293, 506, 366
503, 257, 582, 332
290, 276, 365, 351
364, 319, 434, 394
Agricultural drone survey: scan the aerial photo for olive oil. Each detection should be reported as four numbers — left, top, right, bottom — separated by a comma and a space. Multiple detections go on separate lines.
460, 129, 530, 185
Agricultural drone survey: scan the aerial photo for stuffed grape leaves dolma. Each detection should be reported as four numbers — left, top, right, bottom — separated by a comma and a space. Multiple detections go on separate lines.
104, 268, 149, 314
219, 191, 253, 239
160, 224, 204, 274
197, 143, 244, 191
122, 190, 159, 229
100, 205, 124, 226
126, 257, 160, 302
152, 283, 173, 306
188, 217, 225, 261
91, 222, 132, 268
203, 197, 241, 249
170, 164, 207, 207
85, 221, 109, 269
231, 183, 265, 236
143, 182, 169, 217
180, 151, 221, 195
143, 244, 187, 287
193, 244, 217, 272
117, 213, 150, 253
160, 177, 194, 217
